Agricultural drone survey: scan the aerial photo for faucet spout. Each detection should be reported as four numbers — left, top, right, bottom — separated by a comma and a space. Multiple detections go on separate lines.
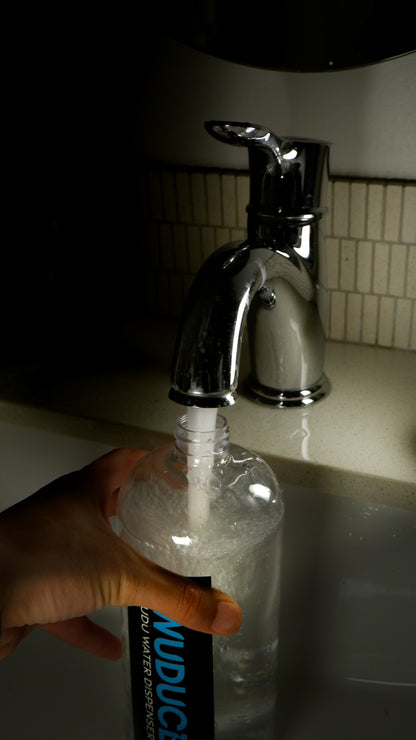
169, 122, 331, 409
169, 241, 267, 407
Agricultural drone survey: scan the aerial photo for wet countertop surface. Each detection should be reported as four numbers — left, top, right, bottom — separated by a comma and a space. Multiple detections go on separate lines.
0, 318, 415, 510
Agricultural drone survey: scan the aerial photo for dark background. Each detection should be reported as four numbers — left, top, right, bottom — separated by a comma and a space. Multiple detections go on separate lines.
3, 10, 143, 368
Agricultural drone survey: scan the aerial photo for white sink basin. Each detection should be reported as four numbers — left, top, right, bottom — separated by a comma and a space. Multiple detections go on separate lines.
277, 483, 416, 739
0, 419, 415, 739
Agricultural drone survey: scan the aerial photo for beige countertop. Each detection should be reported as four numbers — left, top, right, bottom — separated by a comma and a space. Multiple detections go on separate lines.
0, 319, 415, 510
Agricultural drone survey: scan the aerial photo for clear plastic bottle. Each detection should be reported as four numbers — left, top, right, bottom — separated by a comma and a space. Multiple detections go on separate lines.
117, 411, 284, 740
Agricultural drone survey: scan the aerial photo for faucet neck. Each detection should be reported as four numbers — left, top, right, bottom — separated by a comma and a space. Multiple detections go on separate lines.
169, 240, 266, 407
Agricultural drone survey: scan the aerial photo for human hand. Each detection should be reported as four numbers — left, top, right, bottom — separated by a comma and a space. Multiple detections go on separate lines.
0, 448, 242, 661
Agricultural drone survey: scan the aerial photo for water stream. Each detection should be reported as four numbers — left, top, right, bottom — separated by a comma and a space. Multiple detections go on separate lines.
185, 406, 218, 529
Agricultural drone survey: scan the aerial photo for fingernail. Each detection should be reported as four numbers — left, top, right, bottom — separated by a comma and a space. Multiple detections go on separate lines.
212, 601, 242, 635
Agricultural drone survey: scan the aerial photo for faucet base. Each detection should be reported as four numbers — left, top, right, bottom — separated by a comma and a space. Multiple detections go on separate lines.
247, 373, 330, 408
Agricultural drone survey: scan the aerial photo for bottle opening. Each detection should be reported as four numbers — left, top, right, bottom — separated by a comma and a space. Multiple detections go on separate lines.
175, 410, 230, 458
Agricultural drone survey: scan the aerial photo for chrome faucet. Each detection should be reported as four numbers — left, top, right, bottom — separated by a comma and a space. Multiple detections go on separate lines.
169, 121, 331, 408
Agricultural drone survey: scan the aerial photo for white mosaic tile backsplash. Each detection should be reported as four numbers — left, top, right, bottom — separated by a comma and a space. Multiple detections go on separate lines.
137, 167, 416, 351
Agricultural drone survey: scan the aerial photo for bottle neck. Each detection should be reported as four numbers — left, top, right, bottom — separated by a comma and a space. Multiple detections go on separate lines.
174, 411, 230, 461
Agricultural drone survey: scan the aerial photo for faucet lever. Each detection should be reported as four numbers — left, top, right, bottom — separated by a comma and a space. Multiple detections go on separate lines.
205, 121, 284, 165
205, 120, 329, 219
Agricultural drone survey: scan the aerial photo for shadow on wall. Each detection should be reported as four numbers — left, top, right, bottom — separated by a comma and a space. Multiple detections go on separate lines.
132, 34, 416, 179
132, 35, 293, 168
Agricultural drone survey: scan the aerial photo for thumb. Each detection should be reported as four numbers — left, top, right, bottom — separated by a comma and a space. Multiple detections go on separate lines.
117, 548, 243, 636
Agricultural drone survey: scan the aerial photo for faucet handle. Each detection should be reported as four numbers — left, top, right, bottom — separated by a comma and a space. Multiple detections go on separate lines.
205, 121, 285, 172
205, 121, 281, 146
205, 120, 330, 219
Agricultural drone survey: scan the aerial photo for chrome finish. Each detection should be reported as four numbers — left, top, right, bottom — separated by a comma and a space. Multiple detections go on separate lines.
169, 121, 331, 408
248, 374, 331, 408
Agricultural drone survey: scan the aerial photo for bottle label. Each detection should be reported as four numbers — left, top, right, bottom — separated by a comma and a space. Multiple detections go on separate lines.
127, 576, 215, 740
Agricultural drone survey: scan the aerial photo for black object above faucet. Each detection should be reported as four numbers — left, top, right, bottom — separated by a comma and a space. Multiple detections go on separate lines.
158, 0, 415, 72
